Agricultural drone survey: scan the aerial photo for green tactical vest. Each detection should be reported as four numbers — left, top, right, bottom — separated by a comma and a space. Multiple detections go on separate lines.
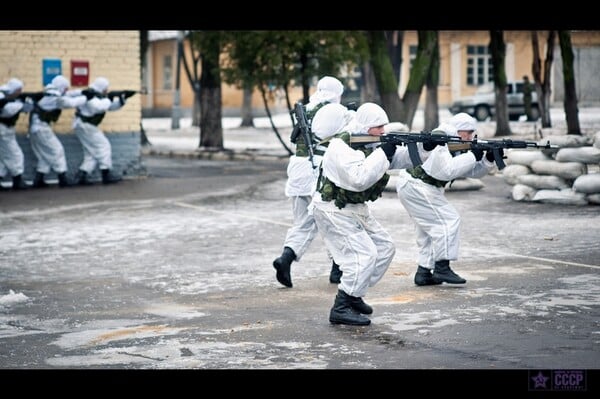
406, 165, 448, 188
317, 131, 390, 209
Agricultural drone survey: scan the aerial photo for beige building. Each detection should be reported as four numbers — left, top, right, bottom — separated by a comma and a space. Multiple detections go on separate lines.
144, 30, 600, 117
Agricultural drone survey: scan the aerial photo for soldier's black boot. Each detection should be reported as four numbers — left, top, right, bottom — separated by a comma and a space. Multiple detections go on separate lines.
432, 260, 466, 284
349, 296, 373, 315
329, 289, 371, 326
329, 261, 343, 284
414, 265, 443, 286
11, 174, 28, 190
101, 169, 122, 184
32, 172, 48, 188
76, 170, 94, 186
273, 246, 295, 287
58, 172, 74, 188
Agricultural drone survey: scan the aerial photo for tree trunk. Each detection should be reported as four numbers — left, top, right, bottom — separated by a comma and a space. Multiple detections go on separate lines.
530, 31, 555, 128
558, 30, 581, 135
199, 34, 223, 149
367, 31, 403, 121
385, 30, 403, 85
360, 61, 379, 104
489, 30, 512, 136
424, 31, 440, 132
401, 31, 437, 128
240, 85, 254, 127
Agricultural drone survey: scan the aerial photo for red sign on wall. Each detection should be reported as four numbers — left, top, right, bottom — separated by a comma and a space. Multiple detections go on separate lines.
71, 60, 89, 87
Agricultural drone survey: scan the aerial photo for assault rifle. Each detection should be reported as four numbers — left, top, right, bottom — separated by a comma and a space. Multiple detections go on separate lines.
17, 91, 46, 102
350, 131, 467, 167
290, 101, 316, 169
447, 136, 558, 170
107, 89, 145, 100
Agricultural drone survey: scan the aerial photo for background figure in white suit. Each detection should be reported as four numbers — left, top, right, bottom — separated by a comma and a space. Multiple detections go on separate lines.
0, 78, 30, 190
395, 113, 498, 287
29, 75, 77, 188
272, 76, 350, 288
69, 77, 126, 185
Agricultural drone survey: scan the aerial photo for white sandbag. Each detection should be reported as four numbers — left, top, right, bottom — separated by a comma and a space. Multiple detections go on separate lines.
586, 193, 600, 204
539, 135, 592, 148
555, 146, 600, 164
446, 177, 485, 191
516, 174, 569, 189
506, 149, 550, 166
531, 160, 588, 180
385, 122, 409, 133
532, 189, 588, 205
512, 184, 537, 201
594, 131, 600, 149
573, 173, 600, 194
501, 164, 531, 185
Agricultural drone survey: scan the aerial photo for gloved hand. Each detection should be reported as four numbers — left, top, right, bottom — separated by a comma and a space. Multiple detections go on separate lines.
119, 94, 126, 106
381, 142, 397, 161
486, 148, 504, 162
471, 147, 484, 161
423, 139, 446, 151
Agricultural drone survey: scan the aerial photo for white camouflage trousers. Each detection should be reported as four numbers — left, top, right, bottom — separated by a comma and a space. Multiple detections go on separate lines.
396, 171, 461, 270
312, 203, 395, 298
0, 124, 24, 176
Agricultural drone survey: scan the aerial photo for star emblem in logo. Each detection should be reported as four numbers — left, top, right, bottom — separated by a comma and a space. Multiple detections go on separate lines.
532, 371, 549, 388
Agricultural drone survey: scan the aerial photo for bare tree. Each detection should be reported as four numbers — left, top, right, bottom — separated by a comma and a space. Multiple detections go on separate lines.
240, 86, 254, 127
558, 30, 582, 135
489, 30, 512, 136
531, 30, 555, 128
423, 31, 440, 131
198, 31, 223, 148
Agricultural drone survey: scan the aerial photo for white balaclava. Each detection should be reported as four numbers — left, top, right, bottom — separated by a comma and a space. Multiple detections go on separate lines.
2, 78, 24, 95
346, 102, 389, 134
450, 112, 477, 132
432, 122, 458, 137
308, 76, 344, 105
90, 77, 110, 93
311, 103, 349, 140
51, 75, 70, 94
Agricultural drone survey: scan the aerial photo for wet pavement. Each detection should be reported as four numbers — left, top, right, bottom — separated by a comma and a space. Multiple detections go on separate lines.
0, 112, 599, 393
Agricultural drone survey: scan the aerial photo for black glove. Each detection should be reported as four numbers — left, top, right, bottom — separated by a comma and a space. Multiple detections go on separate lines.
381, 142, 397, 161
471, 147, 484, 161
423, 141, 437, 151
485, 148, 504, 162
118, 94, 126, 106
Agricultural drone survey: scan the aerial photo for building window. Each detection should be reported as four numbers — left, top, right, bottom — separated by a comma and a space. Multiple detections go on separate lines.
163, 55, 173, 90
466, 45, 493, 86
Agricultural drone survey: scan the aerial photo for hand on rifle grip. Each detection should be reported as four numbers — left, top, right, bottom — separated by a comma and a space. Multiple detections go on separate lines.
471, 147, 484, 161
381, 142, 397, 161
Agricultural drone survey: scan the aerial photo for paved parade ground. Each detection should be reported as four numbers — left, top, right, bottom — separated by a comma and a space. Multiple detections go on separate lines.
1, 112, 599, 394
